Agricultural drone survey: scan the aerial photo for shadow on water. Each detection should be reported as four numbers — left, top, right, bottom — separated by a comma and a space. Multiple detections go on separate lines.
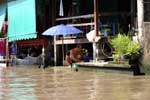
0, 66, 150, 100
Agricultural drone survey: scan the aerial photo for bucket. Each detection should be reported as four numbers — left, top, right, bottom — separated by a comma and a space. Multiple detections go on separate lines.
72, 63, 78, 71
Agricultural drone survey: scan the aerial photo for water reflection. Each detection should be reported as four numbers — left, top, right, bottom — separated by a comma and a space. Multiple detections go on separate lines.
0, 66, 150, 100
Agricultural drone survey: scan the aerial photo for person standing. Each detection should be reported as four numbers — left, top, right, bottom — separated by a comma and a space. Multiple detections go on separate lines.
10, 41, 17, 66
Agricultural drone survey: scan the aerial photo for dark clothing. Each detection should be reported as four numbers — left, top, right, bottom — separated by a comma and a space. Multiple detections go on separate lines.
83, 54, 90, 62
11, 43, 17, 55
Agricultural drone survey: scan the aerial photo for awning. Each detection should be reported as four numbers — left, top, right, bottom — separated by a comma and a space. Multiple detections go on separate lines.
0, 0, 6, 32
8, 0, 37, 42
17, 38, 48, 48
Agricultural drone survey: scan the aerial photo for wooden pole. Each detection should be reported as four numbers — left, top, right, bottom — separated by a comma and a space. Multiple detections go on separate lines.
93, 0, 99, 62
54, 36, 57, 66
6, 37, 9, 67
52, 0, 57, 66
131, 0, 136, 28
62, 36, 64, 66
137, 0, 144, 41
42, 45, 45, 67
51, 0, 56, 25
94, 0, 99, 36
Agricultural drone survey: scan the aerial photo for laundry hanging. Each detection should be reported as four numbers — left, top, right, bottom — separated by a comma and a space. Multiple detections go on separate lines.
59, 0, 64, 16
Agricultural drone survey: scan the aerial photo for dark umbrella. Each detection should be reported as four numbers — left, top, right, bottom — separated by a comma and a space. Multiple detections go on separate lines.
42, 24, 83, 66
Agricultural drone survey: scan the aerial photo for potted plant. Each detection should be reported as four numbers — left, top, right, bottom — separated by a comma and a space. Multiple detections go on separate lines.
111, 33, 140, 62
127, 41, 140, 58
111, 33, 144, 75
127, 41, 144, 75
111, 34, 130, 62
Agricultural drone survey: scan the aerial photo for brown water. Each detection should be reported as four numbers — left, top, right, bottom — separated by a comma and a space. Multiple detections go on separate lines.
0, 66, 150, 100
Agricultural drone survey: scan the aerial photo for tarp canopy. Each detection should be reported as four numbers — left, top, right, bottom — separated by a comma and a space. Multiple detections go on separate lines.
17, 38, 48, 48
8, 0, 37, 42
0, 0, 6, 32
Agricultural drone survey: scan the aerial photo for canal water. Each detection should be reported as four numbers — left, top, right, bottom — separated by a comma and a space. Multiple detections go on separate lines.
0, 66, 150, 100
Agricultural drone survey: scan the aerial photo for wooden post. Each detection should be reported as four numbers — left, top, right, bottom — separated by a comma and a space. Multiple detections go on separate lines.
42, 45, 45, 67
131, 0, 137, 29
52, 0, 57, 66
93, 0, 99, 62
94, 0, 99, 36
51, 0, 56, 25
6, 37, 9, 67
54, 36, 57, 66
137, 0, 144, 41
62, 36, 64, 66
42, 0, 46, 30
131, 0, 134, 28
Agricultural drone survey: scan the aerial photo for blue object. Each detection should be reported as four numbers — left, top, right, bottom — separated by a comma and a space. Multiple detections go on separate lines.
83, 55, 90, 62
73, 63, 78, 71
42, 24, 83, 36
11, 43, 17, 55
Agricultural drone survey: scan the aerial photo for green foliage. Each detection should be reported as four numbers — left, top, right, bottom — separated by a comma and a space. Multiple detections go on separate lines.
111, 33, 141, 60
127, 41, 140, 56
111, 34, 131, 55
112, 53, 120, 61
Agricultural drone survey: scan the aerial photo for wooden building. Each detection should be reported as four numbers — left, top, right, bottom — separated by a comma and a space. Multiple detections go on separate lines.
49, 0, 136, 65
8, 0, 135, 66
2, 0, 150, 67
143, 0, 150, 73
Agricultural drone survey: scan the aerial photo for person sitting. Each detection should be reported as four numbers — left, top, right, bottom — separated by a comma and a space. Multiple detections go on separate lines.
83, 51, 90, 62
66, 44, 83, 68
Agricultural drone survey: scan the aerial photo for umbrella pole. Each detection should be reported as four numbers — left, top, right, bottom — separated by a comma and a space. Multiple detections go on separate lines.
93, 41, 96, 62
62, 36, 64, 66
54, 36, 57, 66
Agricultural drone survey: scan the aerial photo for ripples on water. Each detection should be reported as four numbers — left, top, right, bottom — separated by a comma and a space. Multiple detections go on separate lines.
0, 66, 150, 100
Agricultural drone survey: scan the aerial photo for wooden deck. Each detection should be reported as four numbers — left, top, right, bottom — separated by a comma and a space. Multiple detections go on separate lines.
76, 61, 132, 71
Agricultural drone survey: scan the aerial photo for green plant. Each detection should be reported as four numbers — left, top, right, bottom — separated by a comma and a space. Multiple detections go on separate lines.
111, 34, 130, 56
127, 41, 140, 56
111, 33, 141, 61
112, 53, 120, 61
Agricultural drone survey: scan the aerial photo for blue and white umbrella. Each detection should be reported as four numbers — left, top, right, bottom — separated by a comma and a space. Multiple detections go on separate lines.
42, 24, 82, 36
42, 24, 83, 66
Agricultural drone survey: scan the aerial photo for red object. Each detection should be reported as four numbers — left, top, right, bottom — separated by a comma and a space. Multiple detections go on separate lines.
17, 38, 48, 48
3, 21, 8, 33
0, 38, 6, 56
